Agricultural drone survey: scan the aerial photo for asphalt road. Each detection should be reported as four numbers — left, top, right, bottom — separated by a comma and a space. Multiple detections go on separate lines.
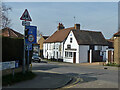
32, 60, 119, 88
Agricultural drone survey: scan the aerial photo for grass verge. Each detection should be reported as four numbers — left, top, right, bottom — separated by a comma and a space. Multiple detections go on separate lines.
2, 71, 36, 86
104, 63, 120, 67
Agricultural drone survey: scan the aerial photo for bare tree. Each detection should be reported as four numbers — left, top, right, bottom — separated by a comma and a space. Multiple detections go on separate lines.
0, 3, 12, 29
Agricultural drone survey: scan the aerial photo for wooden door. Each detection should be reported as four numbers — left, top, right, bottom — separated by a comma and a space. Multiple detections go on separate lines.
108, 50, 112, 63
73, 52, 76, 63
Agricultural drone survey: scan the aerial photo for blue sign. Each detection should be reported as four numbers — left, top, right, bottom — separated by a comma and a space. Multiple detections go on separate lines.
25, 26, 37, 44
25, 44, 32, 51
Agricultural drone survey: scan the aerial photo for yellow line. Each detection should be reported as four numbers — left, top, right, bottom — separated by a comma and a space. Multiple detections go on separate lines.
32, 70, 62, 74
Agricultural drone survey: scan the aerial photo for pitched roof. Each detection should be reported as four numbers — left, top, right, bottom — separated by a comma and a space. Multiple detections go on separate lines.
44, 27, 74, 43
114, 31, 120, 37
72, 30, 108, 45
0, 27, 24, 38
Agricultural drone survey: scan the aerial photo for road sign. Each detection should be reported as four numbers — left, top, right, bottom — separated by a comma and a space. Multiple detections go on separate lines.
25, 26, 37, 44
25, 44, 32, 51
28, 34, 35, 42
22, 21, 30, 26
20, 9, 32, 21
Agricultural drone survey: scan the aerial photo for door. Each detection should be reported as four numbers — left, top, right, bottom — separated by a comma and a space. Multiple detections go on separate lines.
73, 52, 76, 63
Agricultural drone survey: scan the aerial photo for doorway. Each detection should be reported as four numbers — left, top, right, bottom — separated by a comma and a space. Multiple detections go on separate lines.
73, 52, 76, 63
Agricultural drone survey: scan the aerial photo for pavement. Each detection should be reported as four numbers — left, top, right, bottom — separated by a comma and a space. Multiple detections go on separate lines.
3, 70, 72, 89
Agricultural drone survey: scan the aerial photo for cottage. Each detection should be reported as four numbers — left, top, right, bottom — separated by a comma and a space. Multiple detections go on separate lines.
43, 23, 108, 63
63, 25, 108, 63
43, 23, 71, 60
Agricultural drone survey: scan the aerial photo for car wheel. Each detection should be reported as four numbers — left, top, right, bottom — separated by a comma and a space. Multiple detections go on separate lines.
38, 60, 40, 63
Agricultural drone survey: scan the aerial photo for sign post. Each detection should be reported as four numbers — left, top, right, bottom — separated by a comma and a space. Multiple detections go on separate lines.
20, 9, 32, 73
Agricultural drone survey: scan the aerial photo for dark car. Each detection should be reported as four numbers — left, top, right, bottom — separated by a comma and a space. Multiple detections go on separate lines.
32, 54, 41, 62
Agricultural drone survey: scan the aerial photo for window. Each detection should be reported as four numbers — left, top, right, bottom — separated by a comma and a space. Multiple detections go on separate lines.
70, 38, 72, 43
98, 46, 102, 50
65, 52, 73, 58
67, 45, 71, 49
69, 52, 72, 57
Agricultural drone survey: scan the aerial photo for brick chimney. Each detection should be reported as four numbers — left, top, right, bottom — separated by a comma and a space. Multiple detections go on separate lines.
57, 23, 65, 30
74, 24, 80, 30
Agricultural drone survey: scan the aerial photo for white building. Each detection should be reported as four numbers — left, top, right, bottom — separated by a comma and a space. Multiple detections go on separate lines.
64, 28, 108, 63
43, 23, 108, 63
43, 23, 71, 61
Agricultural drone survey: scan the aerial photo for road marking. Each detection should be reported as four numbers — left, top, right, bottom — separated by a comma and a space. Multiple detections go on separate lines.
32, 70, 62, 74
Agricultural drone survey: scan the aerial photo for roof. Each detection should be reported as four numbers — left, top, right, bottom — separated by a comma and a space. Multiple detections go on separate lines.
0, 27, 24, 38
114, 31, 120, 37
106, 39, 114, 48
72, 30, 108, 45
44, 27, 74, 43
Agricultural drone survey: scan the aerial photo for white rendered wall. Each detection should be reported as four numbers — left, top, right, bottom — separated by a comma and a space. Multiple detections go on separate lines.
63, 31, 79, 63
43, 42, 64, 59
79, 45, 89, 63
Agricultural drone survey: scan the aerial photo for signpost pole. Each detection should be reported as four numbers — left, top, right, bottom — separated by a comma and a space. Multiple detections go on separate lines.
22, 25, 26, 74
27, 45, 30, 71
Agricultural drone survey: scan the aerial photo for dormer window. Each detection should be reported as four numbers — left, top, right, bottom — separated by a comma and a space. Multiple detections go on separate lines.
70, 38, 72, 43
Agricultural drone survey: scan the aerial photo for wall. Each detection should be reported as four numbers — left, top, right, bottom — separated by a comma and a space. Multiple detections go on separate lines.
94, 45, 108, 61
79, 45, 89, 63
114, 37, 120, 64
38, 37, 45, 50
43, 42, 64, 59
64, 31, 79, 63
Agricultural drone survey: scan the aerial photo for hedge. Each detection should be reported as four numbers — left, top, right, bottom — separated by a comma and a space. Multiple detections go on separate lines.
2, 36, 24, 65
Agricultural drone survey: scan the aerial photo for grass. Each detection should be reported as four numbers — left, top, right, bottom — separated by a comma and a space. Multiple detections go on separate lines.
104, 63, 120, 67
2, 71, 36, 86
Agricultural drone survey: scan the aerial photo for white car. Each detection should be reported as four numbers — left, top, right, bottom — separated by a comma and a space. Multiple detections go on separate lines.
32, 55, 41, 62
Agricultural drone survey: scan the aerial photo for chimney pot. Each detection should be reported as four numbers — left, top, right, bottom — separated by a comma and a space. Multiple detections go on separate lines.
74, 24, 80, 30
57, 23, 65, 30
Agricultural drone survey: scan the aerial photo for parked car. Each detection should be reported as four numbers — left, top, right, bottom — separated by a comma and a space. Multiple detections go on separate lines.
32, 54, 41, 62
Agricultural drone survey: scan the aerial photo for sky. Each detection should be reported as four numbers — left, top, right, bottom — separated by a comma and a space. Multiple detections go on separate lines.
4, 2, 118, 39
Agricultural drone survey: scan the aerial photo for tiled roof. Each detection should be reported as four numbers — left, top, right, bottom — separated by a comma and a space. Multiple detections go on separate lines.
114, 31, 120, 37
72, 30, 108, 45
44, 26, 108, 45
0, 27, 24, 38
44, 27, 74, 43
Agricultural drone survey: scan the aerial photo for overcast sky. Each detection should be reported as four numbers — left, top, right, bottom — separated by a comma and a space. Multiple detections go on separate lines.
4, 2, 118, 39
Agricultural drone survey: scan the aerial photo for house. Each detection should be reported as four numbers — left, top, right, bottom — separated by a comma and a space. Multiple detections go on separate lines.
0, 27, 24, 38
113, 31, 120, 64
43, 23, 74, 61
38, 35, 49, 58
63, 27, 108, 63
43, 23, 108, 63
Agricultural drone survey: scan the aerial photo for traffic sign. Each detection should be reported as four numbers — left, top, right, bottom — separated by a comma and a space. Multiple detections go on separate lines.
28, 34, 35, 42
22, 21, 30, 26
25, 26, 37, 44
25, 44, 32, 51
20, 9, 32, 21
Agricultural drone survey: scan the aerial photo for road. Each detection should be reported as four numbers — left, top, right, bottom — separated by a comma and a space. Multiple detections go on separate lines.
32, 60, 119, 88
